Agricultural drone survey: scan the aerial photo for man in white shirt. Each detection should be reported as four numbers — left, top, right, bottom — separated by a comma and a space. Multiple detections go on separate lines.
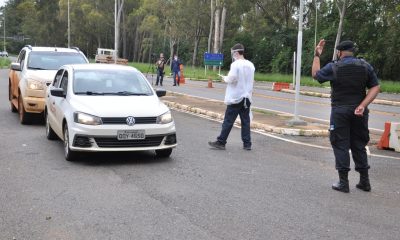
209, 43, 255, 150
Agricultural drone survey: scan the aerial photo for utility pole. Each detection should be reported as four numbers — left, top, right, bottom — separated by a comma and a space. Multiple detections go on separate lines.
288, 0, 307, 126
3, 9, 5, 52
68, 0, 70, 48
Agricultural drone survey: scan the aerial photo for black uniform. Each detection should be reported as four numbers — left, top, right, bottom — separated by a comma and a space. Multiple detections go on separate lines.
315, 56, 379, 172
156, 58, 166, 86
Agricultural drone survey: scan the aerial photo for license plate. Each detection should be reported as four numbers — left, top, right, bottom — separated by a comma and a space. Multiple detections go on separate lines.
117, 130, 145, 140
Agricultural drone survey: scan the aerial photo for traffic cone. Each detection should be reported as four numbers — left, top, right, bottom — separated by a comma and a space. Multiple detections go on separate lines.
179, 64, 185, 84
207, 78, 213, 88
377, 122, 391, 149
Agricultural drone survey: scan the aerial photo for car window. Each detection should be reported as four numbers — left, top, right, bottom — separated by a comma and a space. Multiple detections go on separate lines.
27, 51, 87, 70
73, 69, 153, 96
60, 71, 69, 95
53, 69, 64, 87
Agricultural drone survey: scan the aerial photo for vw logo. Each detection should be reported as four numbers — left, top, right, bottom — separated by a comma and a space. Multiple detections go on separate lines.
126, 116, 135, 126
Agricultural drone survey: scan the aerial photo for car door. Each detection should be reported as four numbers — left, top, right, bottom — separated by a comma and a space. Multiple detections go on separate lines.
10, 50, 26, 100
51, 69, 70, 138
47, 69, 64, 137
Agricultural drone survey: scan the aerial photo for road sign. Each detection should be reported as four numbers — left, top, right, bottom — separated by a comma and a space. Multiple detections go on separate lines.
204, 53, 223, 66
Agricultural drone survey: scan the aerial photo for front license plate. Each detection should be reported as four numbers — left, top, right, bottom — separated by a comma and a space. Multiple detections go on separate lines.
117, 130, 145, 140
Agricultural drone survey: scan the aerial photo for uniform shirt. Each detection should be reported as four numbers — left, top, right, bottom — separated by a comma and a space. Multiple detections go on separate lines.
315, 56, 379, 88
223, 59, 255, 105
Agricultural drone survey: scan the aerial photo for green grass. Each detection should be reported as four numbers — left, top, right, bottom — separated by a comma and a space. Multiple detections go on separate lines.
0, 58, 11, 69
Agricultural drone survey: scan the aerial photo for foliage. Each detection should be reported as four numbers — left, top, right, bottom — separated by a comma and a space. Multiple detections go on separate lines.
1, 0, 400, 83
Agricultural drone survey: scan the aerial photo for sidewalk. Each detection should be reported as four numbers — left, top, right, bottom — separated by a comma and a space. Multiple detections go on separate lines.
163, 91, 329, 137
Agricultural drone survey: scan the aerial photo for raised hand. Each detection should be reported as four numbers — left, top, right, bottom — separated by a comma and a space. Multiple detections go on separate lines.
315, 39, 326, 57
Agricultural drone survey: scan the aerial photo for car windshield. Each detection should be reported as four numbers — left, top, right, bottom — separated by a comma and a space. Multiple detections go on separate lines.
27, 51, 87, 70
73, 69, 153, 96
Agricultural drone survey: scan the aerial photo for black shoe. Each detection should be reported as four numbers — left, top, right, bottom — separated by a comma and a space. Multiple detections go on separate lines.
173, 84, 176, 86
356, 170, 371, 191
243, 145, 251, 150
208, 141, 225, 150
332, 171, 349, 193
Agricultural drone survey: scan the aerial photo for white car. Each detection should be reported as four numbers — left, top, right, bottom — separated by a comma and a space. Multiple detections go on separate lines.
45, 64, 177, 161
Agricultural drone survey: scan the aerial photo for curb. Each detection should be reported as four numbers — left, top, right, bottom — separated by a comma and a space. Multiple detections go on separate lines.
280, 89, 400, 107
163, 100, 329, 137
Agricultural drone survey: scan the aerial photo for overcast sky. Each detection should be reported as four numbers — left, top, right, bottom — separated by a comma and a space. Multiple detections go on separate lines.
0, 0, 5, 7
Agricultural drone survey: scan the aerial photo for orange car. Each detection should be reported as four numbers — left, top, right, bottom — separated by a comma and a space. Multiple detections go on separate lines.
8, 45, 88, 124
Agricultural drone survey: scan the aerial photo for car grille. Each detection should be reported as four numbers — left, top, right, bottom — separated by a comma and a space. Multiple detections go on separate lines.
101, 117, 157, 124
94, 135, 164, 148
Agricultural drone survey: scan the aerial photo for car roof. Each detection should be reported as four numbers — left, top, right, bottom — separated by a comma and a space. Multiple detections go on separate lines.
27, 46, 83, 53
67, 63, 141, 72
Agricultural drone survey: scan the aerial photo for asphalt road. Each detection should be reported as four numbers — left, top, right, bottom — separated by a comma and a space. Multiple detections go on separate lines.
148, 75, 400, 132
1, 70, 400, 239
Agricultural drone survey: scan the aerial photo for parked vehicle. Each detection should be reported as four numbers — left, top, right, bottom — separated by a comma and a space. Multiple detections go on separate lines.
8, 45, 88, 124
45, 64, 177, 161
0, 51, 8, 57
94, 48, 128, 65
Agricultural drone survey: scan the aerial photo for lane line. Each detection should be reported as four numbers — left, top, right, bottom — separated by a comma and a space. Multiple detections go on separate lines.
171, 105, 400, 161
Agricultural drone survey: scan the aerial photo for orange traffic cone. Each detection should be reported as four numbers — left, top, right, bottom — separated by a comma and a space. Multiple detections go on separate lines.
179, 64, 185, 84
378, 122, 391, 149
207, 78, 213, 88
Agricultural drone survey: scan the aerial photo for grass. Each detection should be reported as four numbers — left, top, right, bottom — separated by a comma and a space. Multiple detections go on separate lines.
118, 61, 400, 94
0, 58, 11, 69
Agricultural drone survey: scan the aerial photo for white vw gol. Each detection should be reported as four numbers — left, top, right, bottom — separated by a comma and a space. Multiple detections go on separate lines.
45, 64, 177, 161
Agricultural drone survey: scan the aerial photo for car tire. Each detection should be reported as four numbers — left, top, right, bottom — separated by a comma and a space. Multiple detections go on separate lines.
9, 83, 17, 113
63, 123, 78, 161
155, 148, 173, 158
18, 94, 32, 124
45, 111, 58, 140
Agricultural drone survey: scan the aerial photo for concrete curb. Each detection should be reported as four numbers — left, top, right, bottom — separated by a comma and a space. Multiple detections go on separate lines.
280, 89, 400, 107
163, 100, 329, 137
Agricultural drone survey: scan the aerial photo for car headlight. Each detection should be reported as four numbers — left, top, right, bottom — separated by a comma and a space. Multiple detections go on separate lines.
157, 111, 173, 124
74, 112, 103, 125
27, 79, 45, 90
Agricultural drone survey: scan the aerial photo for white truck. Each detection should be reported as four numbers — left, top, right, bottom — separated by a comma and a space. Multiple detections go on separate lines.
94, 48, 128, 65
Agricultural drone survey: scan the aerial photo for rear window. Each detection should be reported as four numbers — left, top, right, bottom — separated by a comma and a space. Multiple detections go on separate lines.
27, 51, 87, 70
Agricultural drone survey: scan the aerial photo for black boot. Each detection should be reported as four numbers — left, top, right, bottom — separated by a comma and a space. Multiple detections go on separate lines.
356, 169, 371, 192
332, 171, 349, 193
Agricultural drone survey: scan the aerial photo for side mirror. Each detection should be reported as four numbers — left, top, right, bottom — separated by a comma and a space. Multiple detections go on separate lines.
156, 89, 166, 97
10, 63, 21, 71
50, 88, 66, 98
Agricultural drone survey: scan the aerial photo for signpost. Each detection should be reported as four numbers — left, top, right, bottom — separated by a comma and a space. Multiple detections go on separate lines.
204, 53, 224, 76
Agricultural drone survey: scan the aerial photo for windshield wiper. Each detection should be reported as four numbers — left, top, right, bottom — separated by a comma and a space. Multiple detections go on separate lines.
75, 91, 104, 95
114, 91, 149, 96
28, 67, 47, 70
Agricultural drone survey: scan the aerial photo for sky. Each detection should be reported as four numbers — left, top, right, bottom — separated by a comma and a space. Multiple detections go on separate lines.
0, 0, 5, 7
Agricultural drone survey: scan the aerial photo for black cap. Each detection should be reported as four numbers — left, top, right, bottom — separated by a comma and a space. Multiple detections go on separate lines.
336, 40, 355, 51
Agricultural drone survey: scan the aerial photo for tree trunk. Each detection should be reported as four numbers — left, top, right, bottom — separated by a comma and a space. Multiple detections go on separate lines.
207, 0, 215, 53
333, 0, 347, 61
192, 20, 202, 66
213, 6, 220, 54
219, 5, 226, 52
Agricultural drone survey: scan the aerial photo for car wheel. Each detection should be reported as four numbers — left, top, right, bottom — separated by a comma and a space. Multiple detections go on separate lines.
18, 94, 32, 124
63, 123, 77, 161
9, 83, 17, 113
155, 148, 173, 158
45, 111, 58, 140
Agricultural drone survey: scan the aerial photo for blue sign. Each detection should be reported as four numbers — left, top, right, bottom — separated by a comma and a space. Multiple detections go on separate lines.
204, 53, 224, 66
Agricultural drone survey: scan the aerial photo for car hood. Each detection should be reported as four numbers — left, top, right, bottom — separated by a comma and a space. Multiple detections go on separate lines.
26, 70, 57, 84
70, 95, 170, 117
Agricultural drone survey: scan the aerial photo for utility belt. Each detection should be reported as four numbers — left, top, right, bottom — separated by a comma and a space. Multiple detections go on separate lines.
230, 98, 250, 109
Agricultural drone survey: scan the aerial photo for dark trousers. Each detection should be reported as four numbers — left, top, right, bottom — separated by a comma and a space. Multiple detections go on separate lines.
156, 69, 164, 86
217, 99, 251, 147
173, 71, 180, 85
329, 106, 370, 172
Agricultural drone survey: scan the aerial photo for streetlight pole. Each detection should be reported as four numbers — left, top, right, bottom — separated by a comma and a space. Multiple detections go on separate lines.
3, 9, 5, 52
68, 0, 70, 48
114, 0, 117, 64
288, 0, 307, 126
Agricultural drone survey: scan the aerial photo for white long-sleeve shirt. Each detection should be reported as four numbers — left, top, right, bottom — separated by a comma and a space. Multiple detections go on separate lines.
222, 59, 255, 105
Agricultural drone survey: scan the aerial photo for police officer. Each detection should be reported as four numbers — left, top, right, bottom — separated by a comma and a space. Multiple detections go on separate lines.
155, 53, 166, 86
312, 39, 380, 193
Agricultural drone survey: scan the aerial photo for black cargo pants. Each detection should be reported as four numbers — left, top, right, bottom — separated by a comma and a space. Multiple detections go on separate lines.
329, 105, 370, 172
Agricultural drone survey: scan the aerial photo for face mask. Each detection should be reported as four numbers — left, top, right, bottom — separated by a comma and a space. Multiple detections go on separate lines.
174, 57, 178, 60
230, 49, 244, 62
